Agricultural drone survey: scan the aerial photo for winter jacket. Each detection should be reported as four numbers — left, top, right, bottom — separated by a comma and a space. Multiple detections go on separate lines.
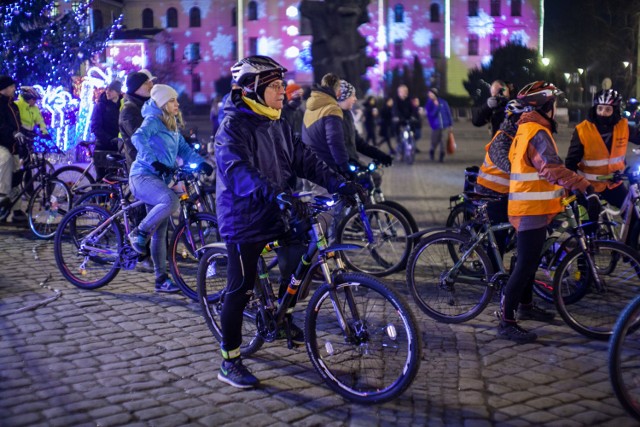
90, 92, 122, 150
15, 96, 47, 134
119, 93, 149, 169
302, 86, 347, 173
215, 90, 344, 244
341, 108, 391, 166
425, 97, 453, 130
0, 94, 20, 151
472, 96, 508, 137
129, 99, 205, 183
281, 98, 304, 138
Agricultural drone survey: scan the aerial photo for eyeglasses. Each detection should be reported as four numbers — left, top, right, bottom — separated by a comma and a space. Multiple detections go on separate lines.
267, 82, 287, 91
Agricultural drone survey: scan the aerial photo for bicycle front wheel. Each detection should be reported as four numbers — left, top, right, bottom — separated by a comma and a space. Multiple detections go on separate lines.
197, 247, 264, 357
553, 241, 640, 340
52, 165, 95, 195
336, 204, 412, 276
54, 204, 122, 289
406, 231, 494, 323
305, 272, 421, 404
27, 178, 72, 239
609, 294, 640, 421
169, 212, 220, 301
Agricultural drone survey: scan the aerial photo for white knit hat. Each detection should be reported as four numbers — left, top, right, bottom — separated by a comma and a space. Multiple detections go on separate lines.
150, 84, 178, 108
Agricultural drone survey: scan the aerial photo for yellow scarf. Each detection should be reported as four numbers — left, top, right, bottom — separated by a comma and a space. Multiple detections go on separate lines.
242, 96, 281, 120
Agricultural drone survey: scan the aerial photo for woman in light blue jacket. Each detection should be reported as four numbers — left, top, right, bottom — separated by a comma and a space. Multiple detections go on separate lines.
128, 84, 213, 293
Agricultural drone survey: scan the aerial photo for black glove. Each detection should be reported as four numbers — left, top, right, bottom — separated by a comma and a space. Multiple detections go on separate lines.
151, 161, 173, 175
378, 153, 393, 167
586, 193, 601, 224
276, 192, 308, 218
198, 162, 214, 176
337, 181, 368, 202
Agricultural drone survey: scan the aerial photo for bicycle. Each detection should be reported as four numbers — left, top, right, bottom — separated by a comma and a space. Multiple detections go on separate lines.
0, 140, 72, 239
406, 192, 640, 340
51, 141, 98, 195
53, 165, 219, 300
196, 192, 421, 404
397, 121, 416, 165
608, 294, 640, 421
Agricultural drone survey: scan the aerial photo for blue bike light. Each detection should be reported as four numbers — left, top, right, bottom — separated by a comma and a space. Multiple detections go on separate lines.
325, 199, 336, 207
348, 164, 357, 172
189, 163, 198, 169
194, 143, 201, 150
368, 162, 376, 171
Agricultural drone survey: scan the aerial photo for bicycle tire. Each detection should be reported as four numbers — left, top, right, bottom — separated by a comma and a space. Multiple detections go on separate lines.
406, 231, 494, 323
336, 203, 412, 276
74, 188, 120, 212
169, 212, 220, 301
553, 240, 640, 340
305, 272, 421, 404
54, 204, 122, 289
445, 202, 476, 229
52, 165, 96, 195
21, 159, 55, 197
27, 178, 72, 240
197, 247, 264, 356
378, 199, 419, 235
609, 294, 640, 421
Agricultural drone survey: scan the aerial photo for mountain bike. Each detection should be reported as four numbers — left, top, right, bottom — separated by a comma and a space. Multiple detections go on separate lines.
196, 193, 421, 404
608, 294, 640, 421
53, 165, 219, 300
397, 121, 416, 165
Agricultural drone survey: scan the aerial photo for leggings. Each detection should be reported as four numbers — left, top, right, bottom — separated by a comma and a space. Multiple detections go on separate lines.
500, 227, 547, 322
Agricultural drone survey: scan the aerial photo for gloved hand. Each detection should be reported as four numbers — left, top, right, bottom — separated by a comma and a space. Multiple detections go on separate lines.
13, 132, 26, 144
486, 96, 499, 109
151, 161, 173, 175
337, 181, 368, 202
276, 192, 308, 218
198, 162, 214, 176
586, 192, 601, 224
378, 153, 393, 167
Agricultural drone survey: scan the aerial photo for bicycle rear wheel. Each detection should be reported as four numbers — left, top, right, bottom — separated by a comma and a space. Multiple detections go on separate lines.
169, 212, 220, 300
609, 294, 640, 421
305, 272, 421, 404
406, 231, 494, 323
54, 204, 122, 289
27, 178, 72, 239
336, 204, 412, 276
553, 241, 640, 340
52, 165, 95, 195
197, 247, 264, 356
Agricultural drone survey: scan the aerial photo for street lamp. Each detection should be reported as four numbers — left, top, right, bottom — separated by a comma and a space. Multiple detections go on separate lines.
541, 57, 550, 67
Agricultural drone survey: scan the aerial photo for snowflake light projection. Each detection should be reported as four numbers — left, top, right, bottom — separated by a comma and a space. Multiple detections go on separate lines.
295, 42, 313, 73
413, 28, 433, 48
509, 30, 530, 45
258, 36, 282, 57
388, 8, 412, 40
210, 32, 233, 59
468, 10, 495, 38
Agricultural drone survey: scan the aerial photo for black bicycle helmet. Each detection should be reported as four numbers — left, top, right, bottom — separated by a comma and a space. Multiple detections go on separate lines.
517, 81, 562, 110
20, 86, 42, 101
230, 55, 287, 92
593, 89, 622, 107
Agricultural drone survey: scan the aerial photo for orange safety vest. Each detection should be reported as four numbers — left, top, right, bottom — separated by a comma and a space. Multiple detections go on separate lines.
508, 122, 564, 217
477, 131, 511, 194
575, 119, 628, 192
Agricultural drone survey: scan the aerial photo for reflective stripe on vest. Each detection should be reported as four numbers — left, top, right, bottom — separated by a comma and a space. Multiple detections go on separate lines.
575, 119, 628, 191
477, 133, 511, 194
508, 122, 564, 217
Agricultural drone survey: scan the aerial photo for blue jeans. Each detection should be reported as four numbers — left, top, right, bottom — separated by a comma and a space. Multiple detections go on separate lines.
129, 174, 180, 279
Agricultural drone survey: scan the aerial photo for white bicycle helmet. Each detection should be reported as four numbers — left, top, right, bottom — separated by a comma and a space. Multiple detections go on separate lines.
505, 99, 529, 115
593, 89, 622, 107
230, 55, 287, 92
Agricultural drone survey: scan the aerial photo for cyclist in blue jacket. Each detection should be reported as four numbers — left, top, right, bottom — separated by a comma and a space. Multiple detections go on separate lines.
215, 55, 360, 389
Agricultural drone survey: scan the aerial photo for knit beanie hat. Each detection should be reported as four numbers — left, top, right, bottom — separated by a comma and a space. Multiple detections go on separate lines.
151, 84, 178, 108
248, 69, 284, 103
285, 83, 302, 100
0, 75, 17, 91
337, 80, 355, 102
107, 80, 123, 93
126, 72, 149, 94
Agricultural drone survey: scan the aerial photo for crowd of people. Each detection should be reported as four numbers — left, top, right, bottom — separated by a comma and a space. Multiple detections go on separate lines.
2, 53, 639, 389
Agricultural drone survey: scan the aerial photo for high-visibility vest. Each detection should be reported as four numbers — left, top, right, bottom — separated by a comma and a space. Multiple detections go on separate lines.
508, 122, 564, 217
575, 119, 628, 192
477, 131, 511, 194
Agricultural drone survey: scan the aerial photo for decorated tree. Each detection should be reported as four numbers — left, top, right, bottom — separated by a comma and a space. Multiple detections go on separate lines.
0, 0, 120, 88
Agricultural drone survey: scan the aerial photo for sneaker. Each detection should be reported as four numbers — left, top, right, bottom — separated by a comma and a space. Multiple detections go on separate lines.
518, 303, 555, 322
128, 228, 149, 255
136, 257, 154, 273
155, 275, 180, 293
497, 321, 537, 344
218, 358, 259, 389
277, 315, 305, 346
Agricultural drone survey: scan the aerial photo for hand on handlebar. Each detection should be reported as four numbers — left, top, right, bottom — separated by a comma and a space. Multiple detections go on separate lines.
276, 192, 308, 219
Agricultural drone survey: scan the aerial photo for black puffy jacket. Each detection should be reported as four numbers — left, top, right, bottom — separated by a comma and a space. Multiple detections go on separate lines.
90, 92, 122, 150
215, 90, 344, 244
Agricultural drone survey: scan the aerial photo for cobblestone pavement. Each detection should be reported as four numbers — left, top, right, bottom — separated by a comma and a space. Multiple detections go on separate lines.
1, 120, 638, 426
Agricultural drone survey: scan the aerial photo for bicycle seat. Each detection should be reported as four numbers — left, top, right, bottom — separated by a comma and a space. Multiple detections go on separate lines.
102, 175, 128, 184
105, 152, 125, 162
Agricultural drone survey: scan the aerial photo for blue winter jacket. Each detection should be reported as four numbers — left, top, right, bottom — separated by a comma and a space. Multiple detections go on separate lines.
425, 97, 453, 130
215, 90, 344, 244
130, 99, 205, 183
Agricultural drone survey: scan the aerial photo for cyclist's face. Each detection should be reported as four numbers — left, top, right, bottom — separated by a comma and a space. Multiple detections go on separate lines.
164, 98, 179, 115
596, 104, 614, 117
264, 80, 285, 110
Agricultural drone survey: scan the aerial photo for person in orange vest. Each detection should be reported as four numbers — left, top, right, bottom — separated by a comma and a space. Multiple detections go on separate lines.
499, 81, 599, 344
565, 89, 640, 208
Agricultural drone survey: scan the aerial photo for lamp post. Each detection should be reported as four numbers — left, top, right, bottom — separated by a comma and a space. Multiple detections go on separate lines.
623, 61, 633, 96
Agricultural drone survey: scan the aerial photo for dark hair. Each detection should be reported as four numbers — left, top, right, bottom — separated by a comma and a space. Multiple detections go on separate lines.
320, 73, 341, 92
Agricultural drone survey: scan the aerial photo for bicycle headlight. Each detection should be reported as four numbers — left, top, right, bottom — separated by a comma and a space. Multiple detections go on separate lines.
348, 164, 357, 172
403, 131, 410, 139
368, 162, 377, 171
189, 163, 198, 169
